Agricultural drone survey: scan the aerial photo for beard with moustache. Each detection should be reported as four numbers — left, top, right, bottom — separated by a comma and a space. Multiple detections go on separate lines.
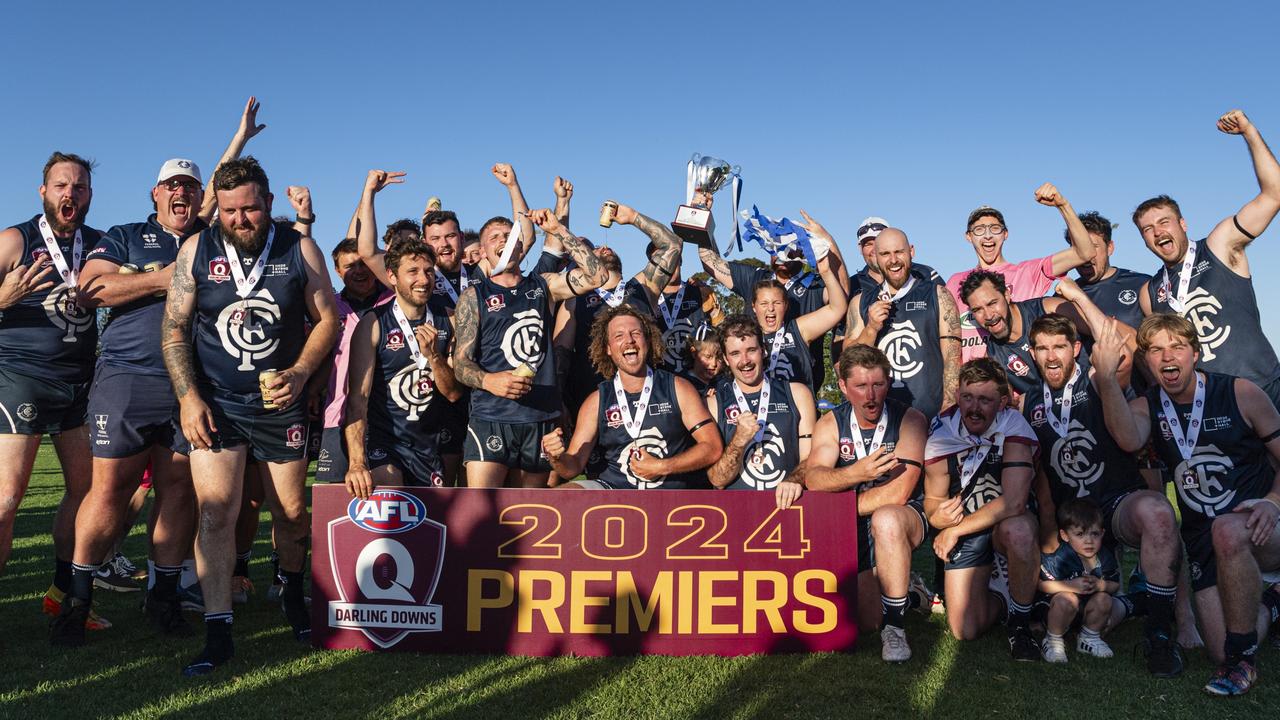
600, 251, 623, 276
43, 195, 90, 236
219, 215, 271, 256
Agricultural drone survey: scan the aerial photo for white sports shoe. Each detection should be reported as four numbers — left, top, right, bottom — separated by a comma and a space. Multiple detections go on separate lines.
1042, 634, 1068, 663
881, 625, 912, 663
1077, 632, 1114, 658
908, 572, 935, 616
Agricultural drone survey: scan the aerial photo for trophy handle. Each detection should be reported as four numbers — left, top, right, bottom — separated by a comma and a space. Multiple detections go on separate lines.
731, 165, 742, 177
690, 152, 702, 164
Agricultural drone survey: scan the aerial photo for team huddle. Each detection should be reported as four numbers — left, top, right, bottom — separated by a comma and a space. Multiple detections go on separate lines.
3, 98, 1280, 696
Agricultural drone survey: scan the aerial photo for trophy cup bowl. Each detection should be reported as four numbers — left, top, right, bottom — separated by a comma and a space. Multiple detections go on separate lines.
673, 153, 741, 248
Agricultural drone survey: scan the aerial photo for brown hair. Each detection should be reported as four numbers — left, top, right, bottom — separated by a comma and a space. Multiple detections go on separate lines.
966, 206, 1006, 231
385, 238, 437, 275
43, 151, 95, 183
1131, 195, 1182, 228
752, 278, 787, 303
958, 269, 1008, 306
212, 156, 270, 202
718, 314, 764, 358
588, 304, 663, 379
1057, 498, 1103, 532
1136, 313, 1200, 355
958, 357, 1011, 399
838, 343, 891, 381
1028, 313, 1079, 347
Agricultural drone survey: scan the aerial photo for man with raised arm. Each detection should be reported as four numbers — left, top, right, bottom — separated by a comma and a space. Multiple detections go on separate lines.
159, 157, 338, 676
960, 272, 1134, 401
0, 152, 102, 628
452, 202, 607, 488
803, 345, 931, 662
924, 358, 1041, 661
1136, 109, 1280, 409
699, 206, 850, 390
706, 315, 815, 500
53, 100, 270, 644
946, 183, 1097, 361
542, 304, 722, 489
1094, 314, 1280, 696
1022, 312, 1187, 675
344, 239, 461, 498
843, 227, 962, 420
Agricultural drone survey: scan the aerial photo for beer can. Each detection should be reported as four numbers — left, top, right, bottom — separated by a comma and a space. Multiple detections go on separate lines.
259, 369, 279, 409
143, 261, 166, 273
117, 263, 140, 274
513, 363, 536, 379
599, 201, 619, 228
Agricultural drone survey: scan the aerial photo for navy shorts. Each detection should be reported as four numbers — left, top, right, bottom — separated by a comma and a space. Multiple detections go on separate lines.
368, 430, 445, 487
87, 365, 176, 458
857, 499, 927, 573
436, 399, 467, 456
0, 367, 89, 435
170, 387, 309, 463
944, 530, 996, 571
314, 425, 348, 483
463, 418, 554, 472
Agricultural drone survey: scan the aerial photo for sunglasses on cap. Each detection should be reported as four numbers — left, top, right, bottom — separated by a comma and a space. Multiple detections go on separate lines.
857, 222, 887, 240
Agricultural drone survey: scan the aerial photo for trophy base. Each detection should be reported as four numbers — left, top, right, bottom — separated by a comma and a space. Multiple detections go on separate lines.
671, 205, 715, 248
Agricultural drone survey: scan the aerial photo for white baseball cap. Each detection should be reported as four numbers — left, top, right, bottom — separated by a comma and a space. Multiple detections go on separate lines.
856, 217, 889, 243
156, 158, 203, 185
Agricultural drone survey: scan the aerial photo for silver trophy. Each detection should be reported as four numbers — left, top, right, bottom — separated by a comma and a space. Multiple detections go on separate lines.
672, 153, 742, 250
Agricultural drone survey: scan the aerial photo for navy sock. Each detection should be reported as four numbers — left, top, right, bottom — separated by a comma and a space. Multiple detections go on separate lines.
233, 551, 251, 578
70, 563, 99, 602
153, 564, 182, 600
1144, 582, 1176, 638
1225, 631, 1258, 665
204, 611, 233, 644
54, 558, 73, 594
280, 570, 305, 602
1262, 585, 1280, 625
881, 595, 908, 629
1007, 598, 1032, 628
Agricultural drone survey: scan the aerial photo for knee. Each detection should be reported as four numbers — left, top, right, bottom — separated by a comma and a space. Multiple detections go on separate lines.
1050, 592, 1079, 613
997, 515, 1037, 559
1136, 497, 1177, 543
870, 508, 908, 546
1085, 591, 1112, 611
1211, 515, 1251, 556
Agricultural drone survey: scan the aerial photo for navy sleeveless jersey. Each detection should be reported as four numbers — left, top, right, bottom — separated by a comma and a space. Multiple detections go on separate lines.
1145, 371, 1273, 539
859, 278, 944, 419
88, 214, 199, 375
566, 279, 650, 406
430, 263, 479, 311
1147, 239, 1280, 389
833, 398, 918, 501
469, 273, 558, 422
713, 376, 800, 490
730, 261, 826, 386
1023, 363, 1142, 510
982, 299, 1048, 397
1081, 267, 1148, 331
367, 302, 452, 442
0, 215, 101, 382
931, 407, 1020, 516
763, 318, 813, 388
191, 222, 308, 395
595, 369, 698, 489
653, 280, 711, 375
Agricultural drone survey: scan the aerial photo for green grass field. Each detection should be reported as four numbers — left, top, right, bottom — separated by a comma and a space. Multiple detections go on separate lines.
1, 441, 1276, 719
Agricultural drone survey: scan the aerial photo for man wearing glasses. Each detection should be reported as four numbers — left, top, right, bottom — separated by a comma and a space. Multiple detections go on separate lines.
945, 184, 1097, 361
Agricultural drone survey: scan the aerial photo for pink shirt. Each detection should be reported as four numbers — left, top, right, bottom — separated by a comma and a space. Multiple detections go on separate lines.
946, 256, 1059, 362
322, 289, 394, 429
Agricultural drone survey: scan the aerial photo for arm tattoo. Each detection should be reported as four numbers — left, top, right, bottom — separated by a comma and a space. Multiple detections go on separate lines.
633, 213, 681, 289
698, 246, 731, 282
938, 286, 962, 407
451, 287, 487, 389
560, 230, 605, 290
160, 248, 198, 399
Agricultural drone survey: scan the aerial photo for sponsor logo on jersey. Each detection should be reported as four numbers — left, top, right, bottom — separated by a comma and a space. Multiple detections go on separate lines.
1006, 353, 1031, 377
370, 448, 388, 460
285, 423, 307, 449
30, 248, 51, 267
386, 329, 405, 352
1118, 289, 1138, 306
605, 405, 624, 429
879, 320, 924, 380
95, 414, 108, 434
208, 256, 231, 283
725, 404, 742, 424
16, 403, 37, 422
1179, 288, 1231, 362
43, 286, 93, 342
1174, 444, 1238, 516
524, 287, 545, 301
390, 364, 433, 421
838, 438, 856, 462
742, 422, 787, 490
142, 232, 161, 249
485, 294, 506, 312
263, 263, 290, 277
620, 426, 669, 489
486, 435, 503, 452
329, 489, 445, 647
1049, 420, 1104, 495
963, 472, 1003, 514
585, 293, 601, 307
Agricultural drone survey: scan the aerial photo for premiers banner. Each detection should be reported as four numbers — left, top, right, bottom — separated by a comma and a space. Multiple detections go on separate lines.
311, 486, 859, 656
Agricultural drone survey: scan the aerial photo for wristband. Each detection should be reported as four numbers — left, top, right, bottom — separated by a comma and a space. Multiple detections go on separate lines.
296, 214, 316, 224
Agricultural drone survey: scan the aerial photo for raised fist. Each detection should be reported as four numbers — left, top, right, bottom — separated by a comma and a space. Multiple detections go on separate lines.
1217, 109, 1253, 135
491, 163, 517, 187
1034, 182, 1066, 208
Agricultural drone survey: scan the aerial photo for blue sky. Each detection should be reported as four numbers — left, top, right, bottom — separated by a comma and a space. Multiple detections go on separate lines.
4, 2, 1279, 338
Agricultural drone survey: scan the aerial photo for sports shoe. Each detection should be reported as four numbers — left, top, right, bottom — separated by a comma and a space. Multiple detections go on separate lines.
908, 572, 935, 616
43, 585, 111, 630
1077, 632, 1114, 658
143, 591, 193, 637
231, 575, 255, 605
94, 555, 141, 593
113, 553, 139, 577
1203, 658, 1258, 696
1141, 632, 1185, 678
49, 598, 90, 647
182, 640, 234, 678
178, 583, 205, 613
1008, 623, 1040, 662
880, 625, 911, 663
930, 595, 946, 615
1042, 634, 1068, 663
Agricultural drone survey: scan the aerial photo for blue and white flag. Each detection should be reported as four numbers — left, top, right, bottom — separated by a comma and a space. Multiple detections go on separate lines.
740, 206, 817, 268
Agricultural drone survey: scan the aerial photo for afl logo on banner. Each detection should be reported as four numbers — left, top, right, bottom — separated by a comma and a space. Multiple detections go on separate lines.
328, 490, 446, 648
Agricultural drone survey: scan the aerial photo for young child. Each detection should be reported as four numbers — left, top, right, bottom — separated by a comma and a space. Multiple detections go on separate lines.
1037, 499, 1128, 663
